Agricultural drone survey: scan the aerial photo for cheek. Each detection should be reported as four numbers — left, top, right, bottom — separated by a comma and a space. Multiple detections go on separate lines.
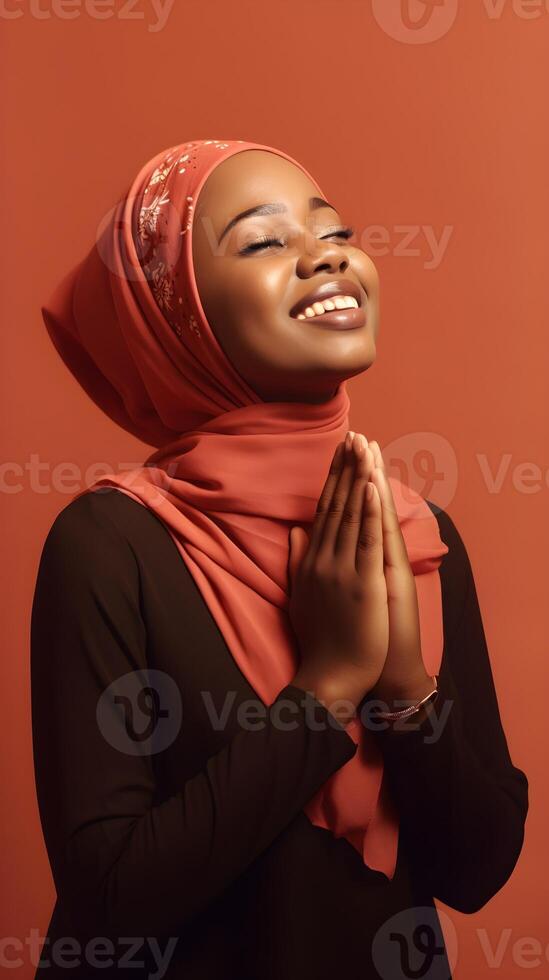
219, 263, 291, 330
234, 263, 288, 313
345, 245, 378, 287
214, 276, 300, 372
191, 254, 237, 336
356, 253, 380, 296
196, 274, 266, 363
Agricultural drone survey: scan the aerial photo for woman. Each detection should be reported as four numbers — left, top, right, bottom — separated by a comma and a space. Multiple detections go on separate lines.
32, 138, 528, 979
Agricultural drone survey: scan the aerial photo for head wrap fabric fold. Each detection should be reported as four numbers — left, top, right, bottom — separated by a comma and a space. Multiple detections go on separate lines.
42, 138, 449, 879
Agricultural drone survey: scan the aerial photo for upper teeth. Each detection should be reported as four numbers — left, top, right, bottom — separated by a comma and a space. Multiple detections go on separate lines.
295, 295, 359, 319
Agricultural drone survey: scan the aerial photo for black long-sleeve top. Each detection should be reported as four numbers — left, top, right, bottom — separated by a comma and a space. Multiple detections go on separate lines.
30, 488, 528, 979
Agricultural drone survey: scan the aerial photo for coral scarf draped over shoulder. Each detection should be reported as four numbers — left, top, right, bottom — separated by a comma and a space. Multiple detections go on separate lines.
41, 138, 448, 879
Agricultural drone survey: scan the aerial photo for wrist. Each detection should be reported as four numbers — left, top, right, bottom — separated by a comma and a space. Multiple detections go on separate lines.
370, 673, 438, 732
291, 670, 368, 727
370, 668, 436, 712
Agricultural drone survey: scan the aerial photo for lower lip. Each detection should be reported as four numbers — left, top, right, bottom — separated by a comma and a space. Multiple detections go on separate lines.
294, 305, 366, 330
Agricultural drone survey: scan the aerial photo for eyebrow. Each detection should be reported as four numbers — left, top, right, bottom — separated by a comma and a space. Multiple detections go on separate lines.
218, 196, 337, 245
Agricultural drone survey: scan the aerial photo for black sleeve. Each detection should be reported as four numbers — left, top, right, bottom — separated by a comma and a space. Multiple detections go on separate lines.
373, 505, 529, 913
30, 498, 357, 938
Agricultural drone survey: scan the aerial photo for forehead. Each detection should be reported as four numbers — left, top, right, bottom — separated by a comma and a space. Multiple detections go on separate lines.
194, 149, 321, 222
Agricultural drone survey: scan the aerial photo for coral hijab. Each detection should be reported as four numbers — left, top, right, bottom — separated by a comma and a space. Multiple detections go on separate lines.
41, 138, 448, 879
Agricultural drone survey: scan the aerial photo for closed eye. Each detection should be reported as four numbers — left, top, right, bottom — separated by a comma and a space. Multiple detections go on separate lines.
239, 226, 355, 255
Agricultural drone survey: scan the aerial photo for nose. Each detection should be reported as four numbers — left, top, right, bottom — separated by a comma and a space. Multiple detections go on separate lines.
295, 231, 350, 278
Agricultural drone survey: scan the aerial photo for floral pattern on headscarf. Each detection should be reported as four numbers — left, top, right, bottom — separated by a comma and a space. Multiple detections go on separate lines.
135, 140, 231, 342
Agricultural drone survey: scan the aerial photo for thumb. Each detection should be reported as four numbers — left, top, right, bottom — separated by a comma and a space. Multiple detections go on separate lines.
288, 526, 310, 591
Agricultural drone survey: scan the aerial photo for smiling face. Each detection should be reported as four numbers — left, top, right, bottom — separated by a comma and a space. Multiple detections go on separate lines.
191, 149, 380, 403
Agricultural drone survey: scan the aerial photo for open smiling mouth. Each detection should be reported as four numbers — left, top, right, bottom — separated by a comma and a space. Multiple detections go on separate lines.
289, 280, 367, 331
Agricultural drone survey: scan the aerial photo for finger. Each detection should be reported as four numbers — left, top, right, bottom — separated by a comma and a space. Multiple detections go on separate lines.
370, 460, 408, 571
368, 440, 383, 470
356, 479, 385, 579
334, 434, 373, 560
316, 431, 361, 560
363, 440, 408, 569
368, 441, 394, 517
306, 434, 348, 561
288, 526, 309, 591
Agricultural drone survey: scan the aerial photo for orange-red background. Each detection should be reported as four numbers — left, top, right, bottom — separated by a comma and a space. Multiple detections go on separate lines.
1, 2, 547, 976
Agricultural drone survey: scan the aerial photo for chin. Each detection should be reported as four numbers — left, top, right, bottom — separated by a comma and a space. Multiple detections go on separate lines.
325, 337, 377, 373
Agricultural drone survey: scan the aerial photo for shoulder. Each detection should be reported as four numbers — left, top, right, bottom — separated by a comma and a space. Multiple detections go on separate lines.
423, 499, 475, 631
424, 499, 472, 575
43, 487, 171, 552
31, 491, 155, 666
37, 488, 163, 585
37, 487, 187, 598
42, 488, 132, 553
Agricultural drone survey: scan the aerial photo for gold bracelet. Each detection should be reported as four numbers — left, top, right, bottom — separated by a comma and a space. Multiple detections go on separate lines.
374, 675, 438, 721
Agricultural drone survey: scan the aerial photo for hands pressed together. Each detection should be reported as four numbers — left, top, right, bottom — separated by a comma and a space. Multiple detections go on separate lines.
288, 430, 436, 726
